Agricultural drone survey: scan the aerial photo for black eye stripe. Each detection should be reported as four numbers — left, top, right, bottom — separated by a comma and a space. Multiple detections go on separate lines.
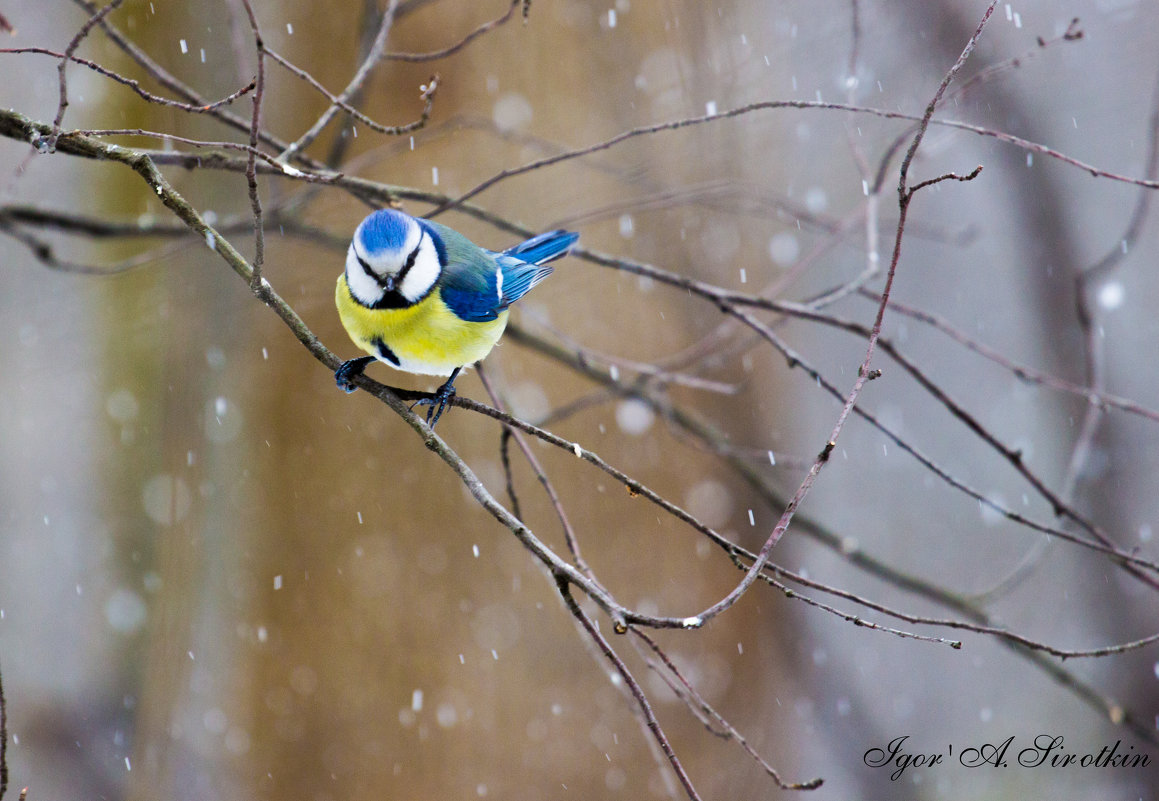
357, 252, 392, 291
396, 243, 420, 286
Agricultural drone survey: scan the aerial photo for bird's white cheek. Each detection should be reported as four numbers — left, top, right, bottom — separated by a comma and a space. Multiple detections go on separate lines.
345, 247, 384, 306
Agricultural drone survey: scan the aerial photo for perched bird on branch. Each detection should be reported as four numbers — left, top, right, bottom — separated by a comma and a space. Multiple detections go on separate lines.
335, 208, 577, 427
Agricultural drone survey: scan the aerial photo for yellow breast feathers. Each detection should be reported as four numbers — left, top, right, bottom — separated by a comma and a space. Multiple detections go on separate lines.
335, 275, 508, 377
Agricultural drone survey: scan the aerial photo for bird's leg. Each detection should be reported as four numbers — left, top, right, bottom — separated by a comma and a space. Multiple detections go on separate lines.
334, 356, 377, 393
411, 366, 461, 428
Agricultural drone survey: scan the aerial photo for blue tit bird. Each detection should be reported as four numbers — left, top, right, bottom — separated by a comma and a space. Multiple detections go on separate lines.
335, 208, 578, 427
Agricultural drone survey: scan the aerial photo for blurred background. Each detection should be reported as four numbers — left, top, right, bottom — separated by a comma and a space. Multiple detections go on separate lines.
1, 1, 1158, 799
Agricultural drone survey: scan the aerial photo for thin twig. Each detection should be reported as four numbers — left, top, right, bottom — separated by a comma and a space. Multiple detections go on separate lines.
630, 629, 823, 791
430, 85, 1158, 219
386, 0, 522, 61
772, 580, 963, 649
0, 204, 346, 249
860, 291, 1159, 425
908, 164, 983, 193
277, 0, 399, 161
239, 0, 266, 289
47, 0, 126, 152
266, 48, 439, 137
951, 17, 1083, 100
0, 222, 193, 274
477, 365, 600, 584
427, 99, 871, 217
324, 0, 392, 168
557, 579, 704, 801
498, 428, 523, 520
523, 313, 742, 396
70, 0, 301, 161
70, 127, 340, 184
0, 47, 255, 111
67, 0, 394, 190
753, 562, 1159, 660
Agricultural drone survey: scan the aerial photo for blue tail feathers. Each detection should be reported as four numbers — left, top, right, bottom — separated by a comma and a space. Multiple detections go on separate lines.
504, 229, 579, 265
492, 229, 576, 306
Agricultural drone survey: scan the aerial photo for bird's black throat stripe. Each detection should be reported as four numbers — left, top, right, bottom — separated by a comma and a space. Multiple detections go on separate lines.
370, 337, 400, 366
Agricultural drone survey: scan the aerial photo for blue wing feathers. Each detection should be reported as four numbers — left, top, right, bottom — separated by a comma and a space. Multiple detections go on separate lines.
440, 272, 503, 322
439, 227, 577, 323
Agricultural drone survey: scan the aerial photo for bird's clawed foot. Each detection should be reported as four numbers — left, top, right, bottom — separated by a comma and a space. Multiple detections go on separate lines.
411, 367, 461, 428
335, 356, 377, 393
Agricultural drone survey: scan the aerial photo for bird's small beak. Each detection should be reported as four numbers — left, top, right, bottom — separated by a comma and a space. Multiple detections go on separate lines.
384, 275, 396, 293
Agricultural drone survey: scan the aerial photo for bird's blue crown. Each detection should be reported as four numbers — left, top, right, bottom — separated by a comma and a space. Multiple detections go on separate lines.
357, 209, 416, 255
